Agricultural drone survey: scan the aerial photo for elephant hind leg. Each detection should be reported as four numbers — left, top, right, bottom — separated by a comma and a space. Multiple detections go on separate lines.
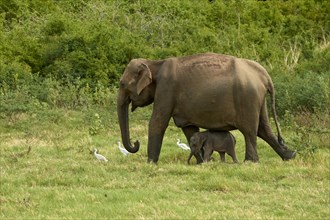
257, 103, 296, 160
242, 132, 258, 162
237, 109, 260, 162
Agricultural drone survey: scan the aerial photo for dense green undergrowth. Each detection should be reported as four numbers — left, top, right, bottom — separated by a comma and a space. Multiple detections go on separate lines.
1, 0, 329, 116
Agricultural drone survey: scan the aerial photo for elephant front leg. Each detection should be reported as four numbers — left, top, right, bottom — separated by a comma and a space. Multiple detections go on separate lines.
147, 133, 165, 163
147, 111, 171, 163
181, 125, 199, 144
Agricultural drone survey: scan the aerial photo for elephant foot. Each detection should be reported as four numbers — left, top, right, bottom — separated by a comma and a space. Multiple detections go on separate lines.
281, 150, 296, 161
196, 159, 204, 164
244, 158, 259, 163
244, 154, 259, 162
147, 158, 158, 164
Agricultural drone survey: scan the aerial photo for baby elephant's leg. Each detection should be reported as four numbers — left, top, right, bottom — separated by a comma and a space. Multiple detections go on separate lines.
228, 151, 238, 163
203, 147, 213, 162
220, 152, 226, 162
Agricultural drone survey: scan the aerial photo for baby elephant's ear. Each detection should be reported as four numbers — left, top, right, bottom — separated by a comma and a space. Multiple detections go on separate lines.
136, 63, 152, 95
197, 133, 207, 149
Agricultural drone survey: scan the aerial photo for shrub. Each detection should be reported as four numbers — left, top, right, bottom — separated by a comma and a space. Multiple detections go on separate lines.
275, 72, 329, 116
0, 0, 329, 114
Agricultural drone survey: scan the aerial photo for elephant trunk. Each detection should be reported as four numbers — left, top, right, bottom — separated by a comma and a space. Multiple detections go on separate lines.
187, 151, 204, 164
187, 152, 194, 164
117, 90, 140, 153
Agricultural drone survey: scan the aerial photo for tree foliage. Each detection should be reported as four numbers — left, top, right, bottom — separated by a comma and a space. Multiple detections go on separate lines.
0, 0, 329, 113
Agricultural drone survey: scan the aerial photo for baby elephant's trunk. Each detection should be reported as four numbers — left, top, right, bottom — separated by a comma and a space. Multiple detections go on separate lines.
187, 152, 194, 164
187, 151, 204, 164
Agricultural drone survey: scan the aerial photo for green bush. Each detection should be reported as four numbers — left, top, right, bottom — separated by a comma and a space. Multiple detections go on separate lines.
0, 0, 329, 114
275, 72, 329, 116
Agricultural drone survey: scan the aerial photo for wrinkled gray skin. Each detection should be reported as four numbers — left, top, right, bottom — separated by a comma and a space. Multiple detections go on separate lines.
117, 53, 296, 163
188, 131, 238, 164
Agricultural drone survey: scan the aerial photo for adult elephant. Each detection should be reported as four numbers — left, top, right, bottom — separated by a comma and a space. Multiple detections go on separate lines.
117, 53, 296, 163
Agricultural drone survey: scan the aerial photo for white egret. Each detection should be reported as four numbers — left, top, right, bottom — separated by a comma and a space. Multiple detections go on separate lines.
117, 141, 130, 156
94, 148, 108, 162
176, 139, 190, 151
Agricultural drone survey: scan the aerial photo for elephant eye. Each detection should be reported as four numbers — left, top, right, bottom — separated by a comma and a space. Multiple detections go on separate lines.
128, 78, 135, 85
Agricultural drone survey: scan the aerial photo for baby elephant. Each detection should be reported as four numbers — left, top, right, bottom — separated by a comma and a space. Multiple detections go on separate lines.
188, 131, 238, 164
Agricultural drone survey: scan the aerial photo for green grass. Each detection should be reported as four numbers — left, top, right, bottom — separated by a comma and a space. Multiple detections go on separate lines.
1, 106, 329, 219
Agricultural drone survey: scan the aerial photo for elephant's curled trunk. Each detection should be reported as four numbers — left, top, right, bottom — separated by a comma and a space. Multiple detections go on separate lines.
187, 151, 204, 164
187, 152, 194, 164
117, 91, 140, 153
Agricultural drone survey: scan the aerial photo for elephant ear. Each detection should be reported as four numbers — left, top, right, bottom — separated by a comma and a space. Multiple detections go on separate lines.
136, 63, 152, 95
198, 133, 208, 150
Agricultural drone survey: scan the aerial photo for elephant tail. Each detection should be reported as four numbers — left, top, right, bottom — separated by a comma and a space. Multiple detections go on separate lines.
268, 81, 285, 146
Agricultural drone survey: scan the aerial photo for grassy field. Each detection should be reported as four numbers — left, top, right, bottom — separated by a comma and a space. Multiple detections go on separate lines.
0, 104, 329, 219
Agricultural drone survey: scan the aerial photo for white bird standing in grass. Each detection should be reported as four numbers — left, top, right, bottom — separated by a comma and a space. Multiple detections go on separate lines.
117, 141, 130, 156
176, 139, 190, 151
94, 148, 108, 162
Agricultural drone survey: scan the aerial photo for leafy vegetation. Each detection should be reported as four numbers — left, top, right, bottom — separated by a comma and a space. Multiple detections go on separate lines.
0, 0, 329, 114
0, 0, 329, 219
